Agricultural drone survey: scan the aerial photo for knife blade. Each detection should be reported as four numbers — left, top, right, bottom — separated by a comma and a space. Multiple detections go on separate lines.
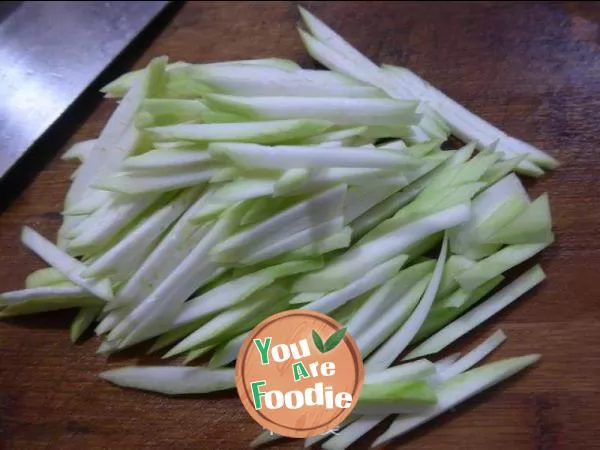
0, 1, 171, 180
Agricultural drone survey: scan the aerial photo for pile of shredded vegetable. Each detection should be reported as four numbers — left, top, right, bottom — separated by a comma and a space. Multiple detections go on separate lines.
0, 7, 557, 449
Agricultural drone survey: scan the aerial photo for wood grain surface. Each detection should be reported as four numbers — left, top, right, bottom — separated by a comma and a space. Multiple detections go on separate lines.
1, 1, 599, 449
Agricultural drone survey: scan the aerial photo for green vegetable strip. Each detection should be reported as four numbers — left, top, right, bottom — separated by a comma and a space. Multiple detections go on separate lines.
406, 265, 545, 359
437, 329, 506, 382
208, 332, 248, 368
211, 184, 346, 260
209, 142, 420, 170
21, 228, 113, 301
24, 268, 69, 289
236, 217, 344, 265
347, 260, 435, 338
110, 208, 239, 347
373, 355, 540, 446
355, 274, 430, 358
413, 276, 504, 343
83, 188, 199, 279
303, 254, 408, 314
456, 242, 550, 292
99, 366, 236, 395
205, 94, 419, 127
364, 359, 435, 385
148, 119, 332, 144
295, 204, 469, 292
70, 306, 102, 343
364, 235, 448, 372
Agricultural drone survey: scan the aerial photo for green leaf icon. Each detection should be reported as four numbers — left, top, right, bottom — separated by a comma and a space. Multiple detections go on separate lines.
312, 327, 347, 353
323, 327, 347, 353
312, 329, 325, 353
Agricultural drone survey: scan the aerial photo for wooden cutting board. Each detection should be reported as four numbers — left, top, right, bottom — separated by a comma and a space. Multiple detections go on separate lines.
1, 2, 599, 449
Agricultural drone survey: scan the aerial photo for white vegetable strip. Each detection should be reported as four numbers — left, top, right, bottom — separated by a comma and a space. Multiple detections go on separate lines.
291, 226, 352, 257
110, 206, 241, 347
210, 167, 240, 183
303, 254, 408, 314
173, 260, 320, 326
343, 184, 404, 224
300, 126, 367, 145
298, 8, 452, 144
205, 94, 419, 127
73, 75, 145, 200
347, 260, 435, 338
166, 288, 285, 356
298, 7, 410, 99
210, 179, 276, 203
69, 57, 167, 213
122, 149, 211, 171
437, 330, 507, 382
210, 185, 346, 259
354, 274, 430, 359
209, 142, 419, 170
364, 359, 435, 385
294, 204, 470, 292
406, 265, 545, 359
66, 194, 158, 252
110, 189, 216, 309
191, 64, 384, 98
83, 188, 200, 278
350, 181, 425, 238
95, 310, 126, 336
366, 182, 484, 240
153, 141, 202, 150
373, 355, 541, 447
21, 227, 113, 301
63, 130, 143, 214
100, 366, 235, 395
365, 235, 448, 372
387, 66, 559, 169
298, 28, 390, 92
93, 167, 219, 196
307, 167, 402, 186
148, 119, 332, 144
290, 68, 366, 85
238, 216, 344, 264
379, 139, 407, 151
433, 353, 462, 375
274, 168, 310, 196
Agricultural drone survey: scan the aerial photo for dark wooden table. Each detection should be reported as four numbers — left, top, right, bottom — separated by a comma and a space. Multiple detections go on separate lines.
1, 1, 599, 449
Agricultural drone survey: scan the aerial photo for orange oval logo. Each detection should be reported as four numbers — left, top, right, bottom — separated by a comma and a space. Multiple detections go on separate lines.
236, 310, 364, 438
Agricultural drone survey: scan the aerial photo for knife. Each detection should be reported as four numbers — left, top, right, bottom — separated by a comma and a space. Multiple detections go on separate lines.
0, 1, 171, 181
